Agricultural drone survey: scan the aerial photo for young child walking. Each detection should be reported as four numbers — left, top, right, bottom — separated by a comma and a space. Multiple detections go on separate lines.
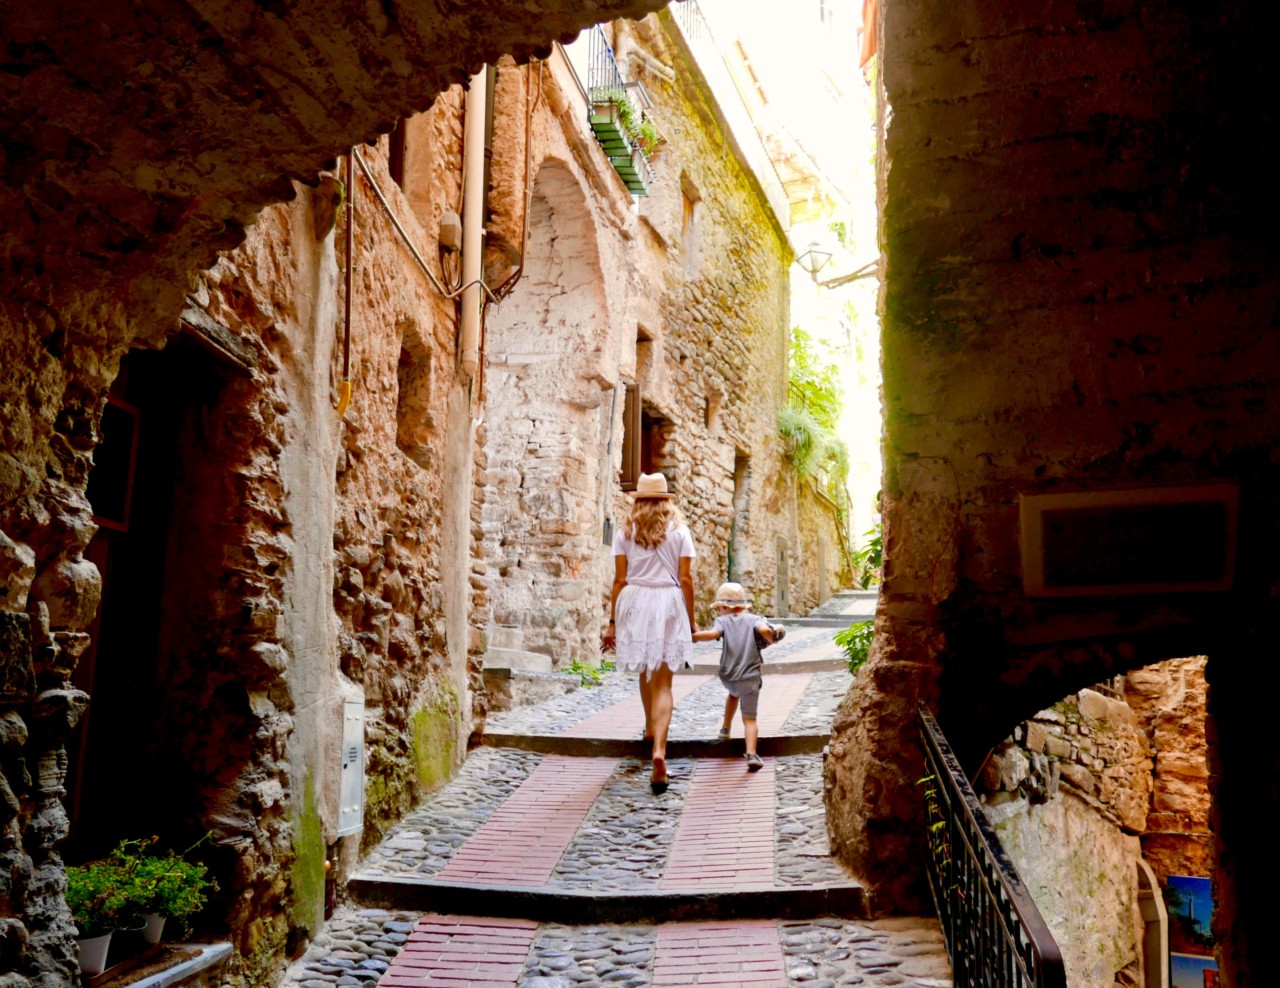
692, 582, 785, 771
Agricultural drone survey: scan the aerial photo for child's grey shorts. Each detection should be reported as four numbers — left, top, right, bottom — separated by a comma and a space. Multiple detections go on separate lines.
721, 675, 762, 718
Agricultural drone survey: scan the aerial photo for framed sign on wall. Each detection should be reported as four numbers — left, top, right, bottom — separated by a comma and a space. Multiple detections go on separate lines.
1020, 483, 1238, 597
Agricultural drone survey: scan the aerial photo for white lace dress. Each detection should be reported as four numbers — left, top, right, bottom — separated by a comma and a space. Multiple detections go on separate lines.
611, 523, 695, 673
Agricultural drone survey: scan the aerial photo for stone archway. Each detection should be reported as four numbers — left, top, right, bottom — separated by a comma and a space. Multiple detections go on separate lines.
2, 4, 673, 986
480, 158, 615, 669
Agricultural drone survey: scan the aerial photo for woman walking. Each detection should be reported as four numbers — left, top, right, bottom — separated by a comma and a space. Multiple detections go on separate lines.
601, 472, 696, 793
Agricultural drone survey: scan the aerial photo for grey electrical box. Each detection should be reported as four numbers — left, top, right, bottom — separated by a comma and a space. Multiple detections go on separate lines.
337, 698, 365, 836
439, 211, 462, 252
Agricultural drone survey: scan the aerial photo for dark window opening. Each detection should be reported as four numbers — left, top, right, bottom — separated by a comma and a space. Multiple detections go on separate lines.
389, 120, 408, 189
396, 342, 435, 469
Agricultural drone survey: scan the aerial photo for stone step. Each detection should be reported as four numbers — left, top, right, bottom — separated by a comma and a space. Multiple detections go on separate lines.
478, 731, 829, 758
482, 646, 553, 673
346, 874, 866, 925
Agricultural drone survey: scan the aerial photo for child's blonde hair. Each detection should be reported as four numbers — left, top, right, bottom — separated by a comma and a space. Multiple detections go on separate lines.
713, 582, 748, 612
624, 497, 683, 549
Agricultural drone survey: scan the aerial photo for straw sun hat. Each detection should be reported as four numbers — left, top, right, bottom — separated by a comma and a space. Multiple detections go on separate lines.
632, 472, 673, 499
713, 582, 748, 606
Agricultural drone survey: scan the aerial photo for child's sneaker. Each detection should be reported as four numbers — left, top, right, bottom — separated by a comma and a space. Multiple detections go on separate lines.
745, 752, 764, 771
716, 727, 730, 740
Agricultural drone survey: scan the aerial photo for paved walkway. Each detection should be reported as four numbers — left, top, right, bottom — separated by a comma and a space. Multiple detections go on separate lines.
279, 591, 952, 987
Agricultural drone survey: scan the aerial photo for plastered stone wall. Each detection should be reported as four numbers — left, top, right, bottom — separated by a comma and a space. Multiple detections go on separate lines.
2, 3, 677, 987
825, 3, 1280, 978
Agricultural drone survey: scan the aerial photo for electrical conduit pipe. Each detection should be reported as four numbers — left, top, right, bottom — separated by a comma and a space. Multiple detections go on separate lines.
460, 65, 488, 382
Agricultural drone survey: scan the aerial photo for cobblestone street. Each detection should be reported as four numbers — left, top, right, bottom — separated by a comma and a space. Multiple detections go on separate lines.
279, 592, 952, 987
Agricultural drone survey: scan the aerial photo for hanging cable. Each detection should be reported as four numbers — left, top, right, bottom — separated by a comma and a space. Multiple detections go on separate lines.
350, 147, 498, 305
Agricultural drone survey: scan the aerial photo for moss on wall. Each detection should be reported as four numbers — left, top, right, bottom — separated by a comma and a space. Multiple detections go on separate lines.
288, 771, 325, 937
412, 686, 459, 792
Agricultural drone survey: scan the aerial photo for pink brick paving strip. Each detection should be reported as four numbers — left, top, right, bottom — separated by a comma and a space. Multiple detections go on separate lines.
377, 915, 538, 988
661, 758, 777, 890
560, 675, 713, 738
435, 756, 618, 886
652, 920, 787, 986
718, 671, 813, 739
766, 636, 844, 666
755, 672, 812, 736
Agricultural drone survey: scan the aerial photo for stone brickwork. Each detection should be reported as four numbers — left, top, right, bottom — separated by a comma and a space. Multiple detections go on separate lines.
475, 16, 847, 672
1, 4, 677, 988
977, 689, 1153, 988
824, 3, 1280, 978
1124, 657, 1211, 881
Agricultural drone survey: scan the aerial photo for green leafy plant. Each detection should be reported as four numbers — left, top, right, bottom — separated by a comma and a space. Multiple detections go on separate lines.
917, 773, 957, 892
66, 858, 129, 937
69, 837, 217, 938
834, 620, 874, 675
564, 659, 604, 687
593, 87, 665, 159
780, 328, 849, 498
852, 520, 882, 588
122, 837, 217, 935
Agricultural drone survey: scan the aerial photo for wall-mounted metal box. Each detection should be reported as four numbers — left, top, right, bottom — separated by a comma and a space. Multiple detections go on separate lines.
337, 698, 364, 836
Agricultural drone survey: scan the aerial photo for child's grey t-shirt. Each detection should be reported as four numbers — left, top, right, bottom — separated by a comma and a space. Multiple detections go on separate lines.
713, 611, 764, 682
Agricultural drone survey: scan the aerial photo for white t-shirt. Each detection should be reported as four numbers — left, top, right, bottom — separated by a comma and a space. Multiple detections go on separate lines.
612, 522, 695, 586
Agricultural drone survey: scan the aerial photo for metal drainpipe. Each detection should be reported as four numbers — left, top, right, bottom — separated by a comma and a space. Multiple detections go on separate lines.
460, 65, 489, 382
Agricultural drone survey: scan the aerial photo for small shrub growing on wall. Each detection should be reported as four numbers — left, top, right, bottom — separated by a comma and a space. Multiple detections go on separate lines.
834, 620, 874, 675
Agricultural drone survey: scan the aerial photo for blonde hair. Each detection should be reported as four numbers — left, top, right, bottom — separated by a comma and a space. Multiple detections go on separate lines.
625, 498, 683, 549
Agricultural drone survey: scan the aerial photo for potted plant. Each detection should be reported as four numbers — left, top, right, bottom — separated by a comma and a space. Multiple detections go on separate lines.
66, 859, 127, 975
130, 839, 217, 941
109, 836, 217, 943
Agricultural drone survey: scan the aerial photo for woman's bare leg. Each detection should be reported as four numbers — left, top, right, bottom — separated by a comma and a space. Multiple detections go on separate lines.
648, 664, 675, 780
639, 670, 654, 738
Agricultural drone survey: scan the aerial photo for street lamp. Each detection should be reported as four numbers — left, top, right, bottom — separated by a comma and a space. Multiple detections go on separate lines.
795, 242, 833, 281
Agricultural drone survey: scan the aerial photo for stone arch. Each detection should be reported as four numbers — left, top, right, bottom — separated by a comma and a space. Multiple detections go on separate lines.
480, 157, 613, 668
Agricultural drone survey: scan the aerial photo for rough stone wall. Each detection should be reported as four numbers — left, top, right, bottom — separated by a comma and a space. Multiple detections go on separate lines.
2, 4, 690, 986
977, 689, 1152, 988
476, 13, 844, 670
55, 131, 477, 986
1124, 657, 1211, 881
825, 4, 1280, 977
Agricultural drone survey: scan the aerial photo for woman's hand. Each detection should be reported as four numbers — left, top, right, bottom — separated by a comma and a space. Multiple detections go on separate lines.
601, 622, 617, 652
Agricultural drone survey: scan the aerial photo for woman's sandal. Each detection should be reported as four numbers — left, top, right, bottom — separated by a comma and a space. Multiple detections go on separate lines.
650, 755, 669, 794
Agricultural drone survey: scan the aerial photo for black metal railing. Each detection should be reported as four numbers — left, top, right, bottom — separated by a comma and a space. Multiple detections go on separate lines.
918, 705, 1068, 988
585, 25, 632, 110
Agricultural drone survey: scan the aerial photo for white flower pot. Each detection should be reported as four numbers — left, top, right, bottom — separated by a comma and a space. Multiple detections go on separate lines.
143, 912, 166, 945
77, 931, 113, 976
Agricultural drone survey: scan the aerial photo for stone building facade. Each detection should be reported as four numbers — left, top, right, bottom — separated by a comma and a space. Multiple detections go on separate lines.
0, 5, 844, 988
972, 658, 1210, 987
475, 16, 845, 670
5, 0, 1278, 985
822, 1, 1279, 981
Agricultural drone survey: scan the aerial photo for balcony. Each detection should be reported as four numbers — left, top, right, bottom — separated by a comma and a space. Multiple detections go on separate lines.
583, 27, 658, 196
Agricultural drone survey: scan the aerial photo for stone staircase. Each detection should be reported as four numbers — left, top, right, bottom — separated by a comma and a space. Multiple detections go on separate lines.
276, 589, 951, 988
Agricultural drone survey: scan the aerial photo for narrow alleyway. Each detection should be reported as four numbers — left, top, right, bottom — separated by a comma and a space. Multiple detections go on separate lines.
277, 592, 952, 987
